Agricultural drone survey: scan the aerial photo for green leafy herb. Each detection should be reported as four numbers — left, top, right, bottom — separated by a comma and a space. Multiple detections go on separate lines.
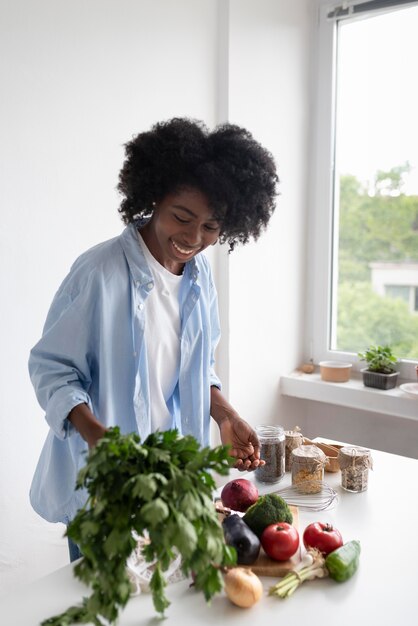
358, 344, 398, 374
41, 428, 236, 625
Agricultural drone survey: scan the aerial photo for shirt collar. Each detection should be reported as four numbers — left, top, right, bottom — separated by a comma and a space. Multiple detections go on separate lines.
119, 223, 199, 285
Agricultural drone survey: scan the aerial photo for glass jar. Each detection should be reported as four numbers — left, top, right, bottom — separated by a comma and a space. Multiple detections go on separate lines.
338, 446, 373, 492
254, 425, 285, 484
291, 445, 327, 493
284, 428, 303, 471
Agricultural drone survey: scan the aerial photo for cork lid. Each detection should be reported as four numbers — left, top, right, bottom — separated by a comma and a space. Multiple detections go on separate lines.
292, 444, 327, 462
339, 446, 373, 470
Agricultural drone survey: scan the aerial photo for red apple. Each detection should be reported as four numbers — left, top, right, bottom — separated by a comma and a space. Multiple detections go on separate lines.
220, 479, 259, 512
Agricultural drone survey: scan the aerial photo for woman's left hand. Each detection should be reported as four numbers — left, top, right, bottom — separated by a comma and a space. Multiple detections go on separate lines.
219, 415, 265, 471
210, 386, 265, 471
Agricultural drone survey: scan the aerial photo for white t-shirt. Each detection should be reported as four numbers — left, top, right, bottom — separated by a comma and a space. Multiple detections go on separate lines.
137, 232, 182, 431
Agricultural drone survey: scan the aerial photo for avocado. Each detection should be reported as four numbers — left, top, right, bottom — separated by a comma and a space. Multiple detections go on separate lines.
222, 514, 261, 565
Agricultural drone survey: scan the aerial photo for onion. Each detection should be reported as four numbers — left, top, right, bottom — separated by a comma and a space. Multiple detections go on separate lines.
224, 567, 263, 608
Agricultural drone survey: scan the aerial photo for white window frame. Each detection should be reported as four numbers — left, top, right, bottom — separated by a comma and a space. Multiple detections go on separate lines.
308, 0, 418, 380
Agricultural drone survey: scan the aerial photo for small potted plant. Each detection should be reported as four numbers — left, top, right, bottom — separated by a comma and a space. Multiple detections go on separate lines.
357, 345, 399, 390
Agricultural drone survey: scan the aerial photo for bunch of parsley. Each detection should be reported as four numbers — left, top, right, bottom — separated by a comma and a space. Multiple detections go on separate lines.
41, 427, 236, 625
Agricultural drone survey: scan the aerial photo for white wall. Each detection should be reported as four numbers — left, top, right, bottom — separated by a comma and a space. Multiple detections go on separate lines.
0, 0, 220, 593
226, 0, 315, 427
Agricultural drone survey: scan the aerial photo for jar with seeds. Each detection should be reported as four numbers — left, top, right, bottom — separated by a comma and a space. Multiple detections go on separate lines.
291, 445, 327, 494
255, 425, 285, 484
339, 446, 373, 493
284, 427, 303, 471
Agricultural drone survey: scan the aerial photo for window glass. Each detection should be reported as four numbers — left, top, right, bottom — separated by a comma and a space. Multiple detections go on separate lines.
385, 285, 410, 304
331, 4, 418, 359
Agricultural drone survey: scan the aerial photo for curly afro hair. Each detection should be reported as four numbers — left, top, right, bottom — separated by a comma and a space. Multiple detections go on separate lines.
117, 118, 278, 251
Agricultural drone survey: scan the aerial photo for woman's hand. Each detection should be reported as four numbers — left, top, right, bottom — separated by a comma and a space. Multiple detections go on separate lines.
218, 415, 265, 471
210, 386, 265, 471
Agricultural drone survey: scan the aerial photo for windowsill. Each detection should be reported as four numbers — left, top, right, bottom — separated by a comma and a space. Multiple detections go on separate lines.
280, 370, 418, 421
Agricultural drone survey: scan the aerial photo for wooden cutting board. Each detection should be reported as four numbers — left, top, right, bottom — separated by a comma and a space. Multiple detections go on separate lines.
243, 505, 300, 577
217, 502, 301, 578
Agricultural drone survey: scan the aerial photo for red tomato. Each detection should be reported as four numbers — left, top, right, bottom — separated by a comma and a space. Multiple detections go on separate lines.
260, 523, 299, 561
303, 522, 343, 555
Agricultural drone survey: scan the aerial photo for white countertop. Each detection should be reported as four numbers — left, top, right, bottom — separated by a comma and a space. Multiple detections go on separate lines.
2, 443, 417, 626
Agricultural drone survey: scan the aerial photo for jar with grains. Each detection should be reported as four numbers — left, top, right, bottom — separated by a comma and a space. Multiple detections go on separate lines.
284, 428, 303, 471
291, 445, 327, 494
338, 446, 373, 493
254, 425, 285, 484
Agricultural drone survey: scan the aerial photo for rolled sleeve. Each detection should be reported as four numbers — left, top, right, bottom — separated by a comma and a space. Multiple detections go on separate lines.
28, 268, 96, 439
29, 338, 94, 439
210, 371, 222, 390
43, 385, 93, 439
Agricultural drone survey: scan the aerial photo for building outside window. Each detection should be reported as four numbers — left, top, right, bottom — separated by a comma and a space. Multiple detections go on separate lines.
310, 0, 418, 377
370, 262, 418, 313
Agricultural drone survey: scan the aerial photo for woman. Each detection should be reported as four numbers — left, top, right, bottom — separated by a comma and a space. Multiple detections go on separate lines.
28, 118, 278, 560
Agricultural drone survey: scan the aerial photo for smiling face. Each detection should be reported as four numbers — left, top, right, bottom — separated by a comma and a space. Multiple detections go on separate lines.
139, 187, 222, 274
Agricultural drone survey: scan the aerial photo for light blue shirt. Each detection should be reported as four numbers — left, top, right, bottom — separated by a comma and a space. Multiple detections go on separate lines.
28, 224, 221, 523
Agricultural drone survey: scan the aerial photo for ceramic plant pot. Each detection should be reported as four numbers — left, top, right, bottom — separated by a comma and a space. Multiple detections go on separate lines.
361, 368, 399, 390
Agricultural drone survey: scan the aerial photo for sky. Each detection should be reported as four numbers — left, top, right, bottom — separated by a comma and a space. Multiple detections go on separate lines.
336, 4, 418, 195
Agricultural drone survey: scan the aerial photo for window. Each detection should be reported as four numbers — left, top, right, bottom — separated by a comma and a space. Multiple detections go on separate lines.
310, 0, 418, 378
385, 285, 411, 305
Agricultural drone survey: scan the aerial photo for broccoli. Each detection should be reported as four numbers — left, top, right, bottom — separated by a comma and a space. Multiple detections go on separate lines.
242, 493, 293, 538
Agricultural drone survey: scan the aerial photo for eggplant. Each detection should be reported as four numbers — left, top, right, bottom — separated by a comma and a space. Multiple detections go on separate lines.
222, 514, 261, 565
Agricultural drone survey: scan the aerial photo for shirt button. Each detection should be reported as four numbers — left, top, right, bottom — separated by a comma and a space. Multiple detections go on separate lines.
138, 303, 144, 310
146, 282, 154, 291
